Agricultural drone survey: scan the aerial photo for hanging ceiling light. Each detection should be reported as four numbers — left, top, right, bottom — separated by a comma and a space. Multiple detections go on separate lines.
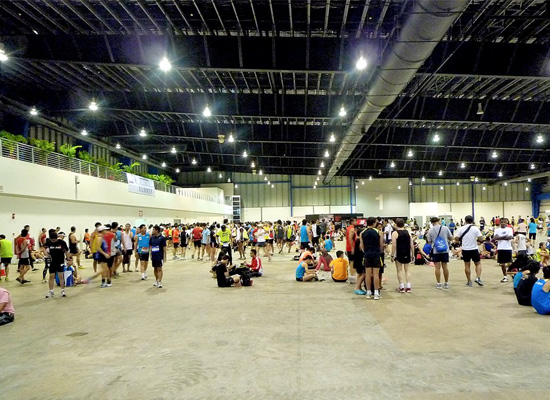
456, 182, 460, 186
421, 176, 426, 182
460, 162, 466, 169
176, 168, 180, 173
536, 134, 544, 144
356, 185, 359, 189
397, 185, 401, 190
318, 170, 322, 175
390, 161, 395, 168
81, 129, 88, 136
243, 150, 248, 158
476, 102, 484, 115
329, 134, 336, 143
369, 176, 372, 181
528, 178, 532, 182
339, 106, 346, 117
171, 146, 176, 154
482, 186, 486, 191
324, 150, 330, 158
159, 56, 172, 72
139, 128, 146, 137
142, 154, 147, 160
409, 181, 412, 186
219, 173, 223, 178
271, 184, 274, 188
498, 171, 503, 177
356, 56, 367, 71
320, 162, 325, 168
227, 178, 231, 183
440, 186, 444, 190
251, 161, 255, 168
161, 162, 167, 167
115, 143, 121, 149
316, 177, 320, 181
361, 181, 364, 185
203, 106, 212, 117
313, 186, 317, 189
267, 181, 271, 185
0, 48, 8, 62
407, 149, 413, 157
207, 166, 212, 172
191, 158, 197, 165
264, 177, 268, 181
433, 133, 440, 143
235, 184, 238, 189
259, 169, 263, 175
491, 150, 498, 159
88, 99, 99, 111
526, 187, 529, 191
228, 133, 235, 143
30, 107, 38, 116
530, 163, 536, 170
438, 170, 443, 176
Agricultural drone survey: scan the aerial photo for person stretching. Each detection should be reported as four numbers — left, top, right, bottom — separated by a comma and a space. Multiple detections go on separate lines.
531, 267, 550, 315
245, 249, 263, 277
295, 255, 316, 281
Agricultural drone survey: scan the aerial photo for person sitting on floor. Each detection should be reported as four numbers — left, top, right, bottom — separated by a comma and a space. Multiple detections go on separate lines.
245, 249, 263, 277
510, 253, 531, 277
536, 242, 550, 266
531, 266, 550, 315
212, 255, 241, 287
295, 255, 317, 282
330, 250, 349, 283
0, 285, 15, 326
298, 246, 315, 262
515, 260, 541, 306
481, 237, 496, 259
323, 235, 333, 253
315, 249, 333, 281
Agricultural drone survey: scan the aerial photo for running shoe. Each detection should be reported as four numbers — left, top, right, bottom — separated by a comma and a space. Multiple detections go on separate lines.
405, 287, 412, 293
466, 281, 473, 287
100, 283, 107, 288
45, 291, 54, 298
443, 282, 450, 289
374, 293, 380, 300
436, 283, 442, 290
365, 291, 372, 299
398, 287, 405, 293
153, 281, 158, 287
61, 290, 66, 297
106, 283, 112, 287
475, 277, 484, 286
500, 276, 509, 283
157, 283, 163, 288
354, 289, 366, 295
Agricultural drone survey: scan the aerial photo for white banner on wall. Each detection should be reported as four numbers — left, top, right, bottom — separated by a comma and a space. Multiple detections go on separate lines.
126, 173, 155, 197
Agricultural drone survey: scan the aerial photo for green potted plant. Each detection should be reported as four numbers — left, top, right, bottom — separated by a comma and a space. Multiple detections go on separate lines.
30, 138, 55, 165
0, 130, 27, 158
59, 144, 82, 158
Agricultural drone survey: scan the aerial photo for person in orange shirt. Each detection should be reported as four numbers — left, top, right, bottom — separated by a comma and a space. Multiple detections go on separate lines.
330, 250, 349, 282
172, 225, 181, 260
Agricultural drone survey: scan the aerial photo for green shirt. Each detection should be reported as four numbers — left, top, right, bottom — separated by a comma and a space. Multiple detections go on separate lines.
0, 239, 14, 258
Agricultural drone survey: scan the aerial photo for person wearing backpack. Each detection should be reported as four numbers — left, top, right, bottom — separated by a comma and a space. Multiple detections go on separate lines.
454, 215, 484, 287
426, 217, 453, 290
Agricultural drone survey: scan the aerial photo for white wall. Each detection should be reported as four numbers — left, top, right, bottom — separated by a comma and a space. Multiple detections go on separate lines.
0, 156, 231, 240
240, 204, 354, 222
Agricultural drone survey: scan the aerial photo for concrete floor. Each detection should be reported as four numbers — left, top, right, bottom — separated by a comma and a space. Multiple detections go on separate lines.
1, 241, 549, 400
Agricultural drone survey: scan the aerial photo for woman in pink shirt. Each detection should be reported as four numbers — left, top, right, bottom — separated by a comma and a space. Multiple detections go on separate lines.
0, 286, 15, 325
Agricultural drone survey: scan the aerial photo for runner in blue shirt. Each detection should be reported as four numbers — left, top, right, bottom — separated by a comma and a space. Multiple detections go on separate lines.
531, 267, 550, 315
135, 224, 151, 280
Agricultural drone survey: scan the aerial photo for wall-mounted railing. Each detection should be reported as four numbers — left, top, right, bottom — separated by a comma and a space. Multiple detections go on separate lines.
0, 138, 225, 205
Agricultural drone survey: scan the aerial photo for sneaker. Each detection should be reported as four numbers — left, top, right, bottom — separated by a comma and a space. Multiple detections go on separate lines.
100, 282, 107, 288
106, 283, 112, 287
22, 280, 31, 284
436, 283, 442, 290
398, 287, 405, 293
78, 266, 85, 270
500, 276, 509, 283
16, 277, 21, 283
157, 283, 163, 288
365, 291, 372, 299
443, 282, 450, 289
374, 292, 380, 300
153, 281, 158, 287
61, 290, 66, 297
466, 281, 473, 287
475, 277, 484, 286
45, 291, 54, 298
144, 274, 148, 279
405, 287, 412, 293
354, 289, 366, 295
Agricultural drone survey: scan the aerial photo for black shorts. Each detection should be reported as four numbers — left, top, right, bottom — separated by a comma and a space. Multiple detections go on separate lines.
364, 256, 381, 269
257, 242, 266, 248
194, 240, 202, 248
312, 237, 319, 245
152, 259, 163, 268
296, 277, 304, 282
395, 256, 411, 264
173, 243, 179, 248
1, 257, 12, 265
462, 249, 480, 263
332, 277, 347, 282
123, 250, 132, 264
300, 242, 309, 250
107, 257, 115, 269
346, 251, 354, 262
529, 233, 536, 240
431, 253, 450, 263
266, 239, 274, 244
139, 253, 150, 262
497, 249, 513, 264
49, 263, 64, 274
18, 258, 30, 266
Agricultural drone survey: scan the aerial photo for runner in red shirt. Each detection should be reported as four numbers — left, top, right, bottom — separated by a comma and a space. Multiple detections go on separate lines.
191, 224, 203, 260
346, 218, 357, 282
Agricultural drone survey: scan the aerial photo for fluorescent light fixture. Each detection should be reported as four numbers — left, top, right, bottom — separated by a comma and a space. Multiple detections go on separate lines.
228, 134, 235, 143
171, 146, 176, 154
115, 143, 121, 149
536, 134, 544, 144
176, 168, 180, 173
339, 106, 346, 117
142, 154, 147, 160
243, 150, 248, 158
162, 162, 166, 167
192, 158, 197, 165
81, 129, 88, 136
203, 106, 212, 117
329, 134, 336, 143
207, 167, 211, 172
356, 56, 367, 70
324, 150, 330, 158
139, 128, 146, 137
159, 56, 172, 72
88, 100, 98, 111
30, 107, 38, 116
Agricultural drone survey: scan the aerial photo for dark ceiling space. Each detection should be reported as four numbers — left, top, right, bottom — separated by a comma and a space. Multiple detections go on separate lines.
1, 0, 550, 181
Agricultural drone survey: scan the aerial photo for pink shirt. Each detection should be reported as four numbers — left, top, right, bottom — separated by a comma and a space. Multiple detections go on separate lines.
0, 288, 15, 314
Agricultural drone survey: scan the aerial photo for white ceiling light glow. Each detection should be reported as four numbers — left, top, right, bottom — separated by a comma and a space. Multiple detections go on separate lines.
228, 134, 235, 143
139, 128, 146, 137
88, 99, 98, 111
202, 106, 212, 117
192, 158, 197, 165
171, 146, 176, 154
329, 134, 336, 143
81, 129, 88, 136
159, 56, 172, 72
339, 106, 346, 117
356, 56, 367, 71
30, 107, 38, 116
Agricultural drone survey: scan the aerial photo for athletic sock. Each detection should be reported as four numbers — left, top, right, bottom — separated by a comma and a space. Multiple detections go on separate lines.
406, 283, 411, 289
101, 279, 105, 283
399, 283, 404, 289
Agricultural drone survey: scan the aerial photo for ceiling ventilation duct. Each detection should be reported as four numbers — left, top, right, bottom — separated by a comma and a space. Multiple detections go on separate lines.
324, 0, 470, 182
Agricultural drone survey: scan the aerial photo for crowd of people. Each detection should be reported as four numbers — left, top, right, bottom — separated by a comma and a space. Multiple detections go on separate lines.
2, 213, 550, 327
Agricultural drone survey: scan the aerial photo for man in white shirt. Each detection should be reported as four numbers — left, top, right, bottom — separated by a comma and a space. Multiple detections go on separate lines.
455, 215, 484, 287
494, 217, 514, 283
383, 220, 393, 256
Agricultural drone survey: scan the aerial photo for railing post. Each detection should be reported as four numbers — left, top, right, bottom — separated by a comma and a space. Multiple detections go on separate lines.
16, 143, 20, 161
31, 146, 35, 164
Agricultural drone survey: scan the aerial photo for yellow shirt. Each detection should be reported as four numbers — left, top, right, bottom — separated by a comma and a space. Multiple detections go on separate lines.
331, 258, 349, 281
218, 229, 231, 244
